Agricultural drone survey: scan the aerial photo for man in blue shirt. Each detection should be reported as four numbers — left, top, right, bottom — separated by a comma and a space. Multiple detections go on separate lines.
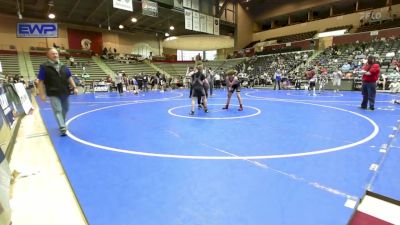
38, 48, 78, 136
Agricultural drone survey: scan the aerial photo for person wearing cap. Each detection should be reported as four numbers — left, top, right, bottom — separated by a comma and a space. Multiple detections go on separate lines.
38, 48, 78, 136
223, 69, 243, 111
190, 64, 208, 115
359, 55, 380, 110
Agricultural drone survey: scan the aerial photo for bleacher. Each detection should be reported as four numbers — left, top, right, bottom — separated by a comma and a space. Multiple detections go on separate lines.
243, 40, 261, 49
265, 31, 317, 44
249, 51, 313, 78
325, 25, 353, 32
152, 59, 245, 78
0, 50, 20, 75
104, 60, 157, 76
356, 18, 400, 33
311, 38, 400, 89
30, 52, 105, 82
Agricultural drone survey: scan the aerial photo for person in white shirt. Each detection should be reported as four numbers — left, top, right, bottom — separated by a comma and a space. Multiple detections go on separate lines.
115, 72, 124, 95
332, 70, 342, 93
214, 73, 221, 89
274, 69, 282, 90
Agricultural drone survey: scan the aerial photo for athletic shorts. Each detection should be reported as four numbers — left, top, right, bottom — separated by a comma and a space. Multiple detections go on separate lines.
191, 86, 206, 97
229, 83, 241, 93
309, 81, 316, 88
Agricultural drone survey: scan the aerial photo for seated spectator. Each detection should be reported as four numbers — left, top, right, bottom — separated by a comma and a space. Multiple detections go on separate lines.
69, 56, 75, 66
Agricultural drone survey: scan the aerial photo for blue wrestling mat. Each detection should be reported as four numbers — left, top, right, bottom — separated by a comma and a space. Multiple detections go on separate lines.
37, 89, 400, 225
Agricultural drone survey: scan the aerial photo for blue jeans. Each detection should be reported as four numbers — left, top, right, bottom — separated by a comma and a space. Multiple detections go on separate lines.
49, 96, 69, 130
361, 82, 376, 109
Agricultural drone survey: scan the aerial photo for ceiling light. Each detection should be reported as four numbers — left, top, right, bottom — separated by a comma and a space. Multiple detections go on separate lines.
131, 17, 137, 23
119, 25, 124, 29
165, 32, 170, 37
48, 13, 56, 19
169, 26, 175, 30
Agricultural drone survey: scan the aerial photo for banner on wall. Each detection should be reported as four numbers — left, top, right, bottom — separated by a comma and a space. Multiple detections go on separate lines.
67, 28, 103, 54
199, 13, 207, 33
184, 9, 193, 30
17, 23, 58, 38
206, 15, 214, 34
191, 0, 199, 11
183, 0, 191, 8
113, 0, 133, 12
13, 83, 32, 115
142, 0, 158, 17
213, 18, 220, 35
192, 11, 200, 31
173, 0, 183, 8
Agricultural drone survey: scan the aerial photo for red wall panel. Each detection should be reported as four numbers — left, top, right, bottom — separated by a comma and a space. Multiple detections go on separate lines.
67, 28, 103, 54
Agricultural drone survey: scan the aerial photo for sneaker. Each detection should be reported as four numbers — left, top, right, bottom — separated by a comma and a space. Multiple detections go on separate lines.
369, 107, 375, 110
360, 106, 367, 109
189, 111, 194, 115
222, 106, 228, 109
204, 109, 208, 113
60, 128, 67, 136
238, 107, 243, 111
198, 104, 203, 109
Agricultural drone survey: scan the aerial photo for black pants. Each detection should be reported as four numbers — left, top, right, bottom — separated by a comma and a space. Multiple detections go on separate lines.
117, 83, 123, 94
274, 80, 281, 90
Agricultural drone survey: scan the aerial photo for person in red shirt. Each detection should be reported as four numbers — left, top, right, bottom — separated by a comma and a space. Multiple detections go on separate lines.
360, 55, 380, 110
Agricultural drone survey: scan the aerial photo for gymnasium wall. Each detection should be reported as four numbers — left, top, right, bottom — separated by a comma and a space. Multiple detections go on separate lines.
0, 13, 161, 55
235, 2, 254, 50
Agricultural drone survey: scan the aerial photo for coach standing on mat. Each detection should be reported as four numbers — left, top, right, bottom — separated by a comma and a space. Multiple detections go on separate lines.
38, 48, 78, 136
359, 55, 380, 110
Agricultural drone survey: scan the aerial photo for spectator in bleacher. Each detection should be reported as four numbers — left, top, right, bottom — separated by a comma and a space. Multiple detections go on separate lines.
195, 53, 202, 62
106, 74, 113, 83
37, 48, 78, 136
53, 43, 60, 49
69, 56, 75, 67
341, 62, 351, 73
302, 53, 308, 65
359, 55, 380, 110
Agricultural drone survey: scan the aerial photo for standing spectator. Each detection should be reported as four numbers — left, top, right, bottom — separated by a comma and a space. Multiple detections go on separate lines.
115, 72, 124, 95
37, 48, 78, 136
274, 69, 282, 90
359, 55, 380, 110
206, 67, 214, 96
